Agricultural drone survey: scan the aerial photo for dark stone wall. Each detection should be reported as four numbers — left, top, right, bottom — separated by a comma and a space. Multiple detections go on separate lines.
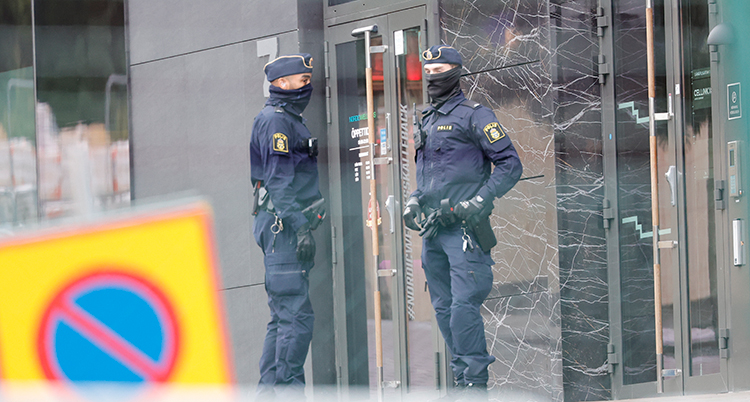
439, 0, 611, 400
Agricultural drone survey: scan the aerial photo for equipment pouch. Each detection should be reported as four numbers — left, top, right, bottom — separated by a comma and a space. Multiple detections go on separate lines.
308, 137, 319, 157
302, 198, 326, 230
252, 182, 262, 216
438, 198, 456, 226
413, 104, 426, 151
472, 217, 497, 252
253, 185, 270, 216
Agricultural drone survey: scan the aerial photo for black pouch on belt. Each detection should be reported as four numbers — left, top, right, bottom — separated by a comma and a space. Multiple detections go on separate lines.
307, 137, 318, 157
471, 217, 497, 252
252, 182, 262, 216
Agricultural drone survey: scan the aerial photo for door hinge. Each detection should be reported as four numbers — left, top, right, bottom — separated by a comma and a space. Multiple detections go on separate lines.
603, 199, 615, 229
435, 352, 442, 389
607, 344, 619, 374
708, 0, 718, 14
720, 328, 730, 359
716, 180, 726, 210
324, 41, 330, 79
596, 7, 609, 37
331, 225, 337, 265
596, 5, 610, 84
598, 54, 610, 84
324, 41, 332, 125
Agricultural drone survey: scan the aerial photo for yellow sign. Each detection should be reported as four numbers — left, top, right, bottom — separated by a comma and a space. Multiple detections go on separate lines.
0, 201, 233, 384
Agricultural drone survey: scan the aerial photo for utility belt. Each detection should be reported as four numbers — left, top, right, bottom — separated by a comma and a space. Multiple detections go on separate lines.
252, 183, 326, 231
420, 198, 497, 252
252, 183, 274, 215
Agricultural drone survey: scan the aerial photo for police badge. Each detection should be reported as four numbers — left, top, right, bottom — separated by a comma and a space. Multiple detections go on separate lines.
272, 132, 289, 153
483, 122, 506, 144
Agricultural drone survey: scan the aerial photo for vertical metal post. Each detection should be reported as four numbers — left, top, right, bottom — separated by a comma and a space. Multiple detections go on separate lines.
646, 0, 664, 393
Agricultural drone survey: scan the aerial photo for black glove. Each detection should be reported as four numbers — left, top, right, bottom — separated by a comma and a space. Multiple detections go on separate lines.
403, 197, 422, 231
296, 223, 316, 262
454, 195, 492, 227
419, 210, 441, 239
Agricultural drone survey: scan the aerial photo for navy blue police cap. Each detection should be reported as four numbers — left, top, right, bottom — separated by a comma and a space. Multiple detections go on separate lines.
422, 45, 462, 66
264, 53, 313, 82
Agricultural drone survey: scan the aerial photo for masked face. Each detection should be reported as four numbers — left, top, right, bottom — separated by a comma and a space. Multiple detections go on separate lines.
425, 66, 462, 106
269, 83, 313, 114
278, 73, 312, 90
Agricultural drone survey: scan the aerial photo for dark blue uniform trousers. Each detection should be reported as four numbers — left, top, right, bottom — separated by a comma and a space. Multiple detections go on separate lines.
422, 225, 496, 384
253, 211, 314, 390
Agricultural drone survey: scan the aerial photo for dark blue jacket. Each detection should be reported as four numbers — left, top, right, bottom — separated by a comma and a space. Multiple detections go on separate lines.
250, 99, 321, 232
412, 92, 522, 209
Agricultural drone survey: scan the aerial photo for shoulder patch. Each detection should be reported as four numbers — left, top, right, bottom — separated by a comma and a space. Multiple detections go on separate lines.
483, 122, 506, 143
272, 133, 289, 153
461, 99, 481, 109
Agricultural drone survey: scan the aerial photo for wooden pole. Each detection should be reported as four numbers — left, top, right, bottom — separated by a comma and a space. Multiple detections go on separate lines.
362, 28, 384, 401
646, 0, 664, 393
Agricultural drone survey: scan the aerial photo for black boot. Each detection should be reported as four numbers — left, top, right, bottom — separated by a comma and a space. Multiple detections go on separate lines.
456, 382, 487, 402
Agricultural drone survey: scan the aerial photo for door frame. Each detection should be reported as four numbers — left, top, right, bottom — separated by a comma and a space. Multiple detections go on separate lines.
607, 0, 730, 398
324, 6, 442, 396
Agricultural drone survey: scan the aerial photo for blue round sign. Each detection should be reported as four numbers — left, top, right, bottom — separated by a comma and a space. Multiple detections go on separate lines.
38, 272, 179, 382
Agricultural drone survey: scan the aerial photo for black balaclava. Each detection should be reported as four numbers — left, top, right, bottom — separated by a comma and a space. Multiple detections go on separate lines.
426, 67, 462, 108
269, 83, 313, 115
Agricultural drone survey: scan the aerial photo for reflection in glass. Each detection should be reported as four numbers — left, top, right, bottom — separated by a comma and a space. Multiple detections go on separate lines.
33, 0, 130, 219
335, 39, 371, 389
0, 1, 37, 227
613, 0, 668, 385
335, 27, 434, 394
681, 0, 719, 377
395, 27, 433, 388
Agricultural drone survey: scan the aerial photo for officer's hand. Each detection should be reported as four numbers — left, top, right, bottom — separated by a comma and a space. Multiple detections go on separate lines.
296, 223, 316, 262
403, 197, 422, 231
454, 195, 492, 227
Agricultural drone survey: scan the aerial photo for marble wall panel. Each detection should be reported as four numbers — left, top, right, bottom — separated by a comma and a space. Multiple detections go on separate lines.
442, 1, 563, 399
461, 62, 557, 301
440, 0, 545, 73
550, 0, 611, 400
441, 0, 612, 399
484, 290, 560, 402
556, 185, 610, 401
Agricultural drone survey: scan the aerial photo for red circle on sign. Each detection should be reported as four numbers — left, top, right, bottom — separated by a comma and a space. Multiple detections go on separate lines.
37, 271, 180, 382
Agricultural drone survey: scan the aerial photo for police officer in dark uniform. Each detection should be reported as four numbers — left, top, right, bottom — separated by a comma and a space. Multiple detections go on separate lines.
250, 53, 324, 400
403, 46, 522, 400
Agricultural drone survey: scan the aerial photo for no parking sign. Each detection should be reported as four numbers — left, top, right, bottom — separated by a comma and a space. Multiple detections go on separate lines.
0, 201, 232, 384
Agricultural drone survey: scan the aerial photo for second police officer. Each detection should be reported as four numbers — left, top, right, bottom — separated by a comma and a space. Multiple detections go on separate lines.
250, 53, 325, 400
403, 45, 522, 400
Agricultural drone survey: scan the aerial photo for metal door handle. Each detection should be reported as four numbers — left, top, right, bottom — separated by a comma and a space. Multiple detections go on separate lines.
385, 112, 391, 152
665, 165, 677, 206
385, 195, 395, 234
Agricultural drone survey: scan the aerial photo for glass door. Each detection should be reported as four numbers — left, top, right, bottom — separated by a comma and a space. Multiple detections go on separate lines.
326, 7, 439, 399
610, 0, 729, 397
673, 0, 728, 392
